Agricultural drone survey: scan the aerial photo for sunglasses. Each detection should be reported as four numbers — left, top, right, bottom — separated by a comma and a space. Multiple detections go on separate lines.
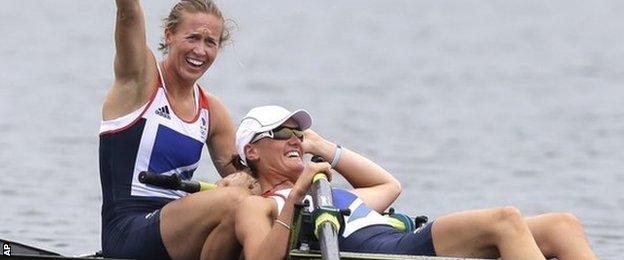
251, 126, 304, 143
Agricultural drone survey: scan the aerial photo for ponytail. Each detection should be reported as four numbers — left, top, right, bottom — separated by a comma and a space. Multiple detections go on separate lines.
229, 154, 257, 178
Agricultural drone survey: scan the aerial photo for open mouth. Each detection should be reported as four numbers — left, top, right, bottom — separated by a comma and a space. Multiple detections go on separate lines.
286, 150, 301, 158
185, 57, 205, 68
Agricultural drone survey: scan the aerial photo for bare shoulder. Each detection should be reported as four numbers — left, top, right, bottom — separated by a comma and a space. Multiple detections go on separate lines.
204, 91, 229, 117
203, 91, 234, 134
103, 53, 158, 120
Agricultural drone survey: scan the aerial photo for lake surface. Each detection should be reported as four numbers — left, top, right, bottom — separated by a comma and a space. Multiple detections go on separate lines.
1, 0, 622, 258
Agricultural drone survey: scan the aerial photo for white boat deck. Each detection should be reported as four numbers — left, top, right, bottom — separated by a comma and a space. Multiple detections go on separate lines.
289, 250, 493, 260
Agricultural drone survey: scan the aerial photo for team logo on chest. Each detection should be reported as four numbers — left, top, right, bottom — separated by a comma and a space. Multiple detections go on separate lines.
155, 105, 171, 119
200, 117, 208, 139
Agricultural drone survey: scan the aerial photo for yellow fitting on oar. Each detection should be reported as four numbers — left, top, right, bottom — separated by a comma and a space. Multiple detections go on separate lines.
199, 181, 217, 191
314, 212, 341, 239
312, 173, 327, 183
386, 216, 407, 232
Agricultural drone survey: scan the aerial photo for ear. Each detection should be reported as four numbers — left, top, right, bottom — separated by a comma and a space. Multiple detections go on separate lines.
164, 28, 174, 47
244, 144, 260, 163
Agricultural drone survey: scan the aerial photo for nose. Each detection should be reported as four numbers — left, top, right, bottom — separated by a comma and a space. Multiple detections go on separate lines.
192, 43, 207, 55
286, 134, 302, 145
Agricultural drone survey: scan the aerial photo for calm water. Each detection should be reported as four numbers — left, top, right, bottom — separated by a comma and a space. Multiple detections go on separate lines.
1, 0, 623, 258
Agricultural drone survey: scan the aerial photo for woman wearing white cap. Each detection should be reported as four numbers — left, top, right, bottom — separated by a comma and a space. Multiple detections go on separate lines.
234, 105, 597, 260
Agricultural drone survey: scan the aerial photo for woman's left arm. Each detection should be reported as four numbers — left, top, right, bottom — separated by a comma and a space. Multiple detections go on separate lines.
303, 130, 401, 212
205, 93, 238, 177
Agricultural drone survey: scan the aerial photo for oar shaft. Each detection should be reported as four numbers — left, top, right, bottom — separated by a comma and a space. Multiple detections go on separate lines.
317, 222, 341, 260
311, 173, 341, 260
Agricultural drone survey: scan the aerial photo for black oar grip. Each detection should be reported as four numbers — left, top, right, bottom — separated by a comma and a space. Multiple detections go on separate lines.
179, 180, 201, 193
139, 171, 181, 190
311, 155, 325, 163
139, 171, 209, 193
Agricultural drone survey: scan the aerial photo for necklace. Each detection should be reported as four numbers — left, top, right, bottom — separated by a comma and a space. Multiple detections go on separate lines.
261, 179, 291, 197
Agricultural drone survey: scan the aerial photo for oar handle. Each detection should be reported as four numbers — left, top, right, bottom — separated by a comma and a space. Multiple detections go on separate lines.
313, 172, 328, 183
311, 155, 330, 185
311, 173, 340, 236
138, 171, 216, 193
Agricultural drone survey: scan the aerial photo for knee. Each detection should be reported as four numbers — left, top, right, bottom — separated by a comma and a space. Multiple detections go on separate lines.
222, 186, 251, 201
495, 206, 524, 225
535, 213, 586, 256
550, 212, 584, 234
491, 206, 527, 238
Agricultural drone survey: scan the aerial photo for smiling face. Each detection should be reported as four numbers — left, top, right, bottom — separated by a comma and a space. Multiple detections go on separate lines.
164, 11, 222, 83
246, 119, 305, 181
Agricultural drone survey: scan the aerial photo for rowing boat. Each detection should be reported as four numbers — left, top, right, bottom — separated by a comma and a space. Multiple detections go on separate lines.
1, 172, 492, 260
289, 250, 489, 260
0, 238, 110, 260
1, 238, 487, 260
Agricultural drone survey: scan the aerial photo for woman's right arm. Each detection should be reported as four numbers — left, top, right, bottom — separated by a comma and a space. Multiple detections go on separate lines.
114, 0, 149, 81
236, 163, 331, 260
235, 196, 295, 260
104, 0, 154, 120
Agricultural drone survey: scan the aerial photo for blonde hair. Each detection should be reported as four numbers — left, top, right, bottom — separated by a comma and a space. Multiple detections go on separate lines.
158, 0, 231, 54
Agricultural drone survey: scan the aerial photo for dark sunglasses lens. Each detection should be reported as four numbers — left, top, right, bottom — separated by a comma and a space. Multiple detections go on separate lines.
293, 130, 304, 139
273, 128, 304, 141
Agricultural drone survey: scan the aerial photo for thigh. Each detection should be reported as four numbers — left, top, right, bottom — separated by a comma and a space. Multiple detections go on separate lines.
394, 222, 437, 255
160, 187, 250, 259
103, 211, 170, 260
431, 208, 504, 258
525, 213, 597, 260
524, 213, 585, 258
341, 225, 435, 256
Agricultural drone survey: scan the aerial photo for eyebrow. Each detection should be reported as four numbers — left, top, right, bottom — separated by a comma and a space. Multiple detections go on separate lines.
187, 30, 217, 39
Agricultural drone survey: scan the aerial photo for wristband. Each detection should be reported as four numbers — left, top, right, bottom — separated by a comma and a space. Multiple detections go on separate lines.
330, 144, 342, 168
275, 218, 291, 230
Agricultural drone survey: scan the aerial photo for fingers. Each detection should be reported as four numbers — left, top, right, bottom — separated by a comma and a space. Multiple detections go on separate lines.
217, 171, 258, 192
215, 178, 227, 187
293, 161, 332, 193
249, 180, 261, 195
301, 129, 322, 154
306, 161, 332, 181
303, 129, 319, 138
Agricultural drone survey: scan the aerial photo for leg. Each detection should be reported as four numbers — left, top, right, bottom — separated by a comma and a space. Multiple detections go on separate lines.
525, 213, 597, 260
160, 187, 250, 260
432, 206, 545, 259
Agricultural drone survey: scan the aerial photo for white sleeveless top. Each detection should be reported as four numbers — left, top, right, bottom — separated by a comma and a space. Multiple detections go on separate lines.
99, 62, 210, 200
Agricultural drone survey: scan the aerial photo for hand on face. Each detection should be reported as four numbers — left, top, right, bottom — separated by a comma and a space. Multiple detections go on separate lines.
301, 129, 325, 155
216, 171, 260, 194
